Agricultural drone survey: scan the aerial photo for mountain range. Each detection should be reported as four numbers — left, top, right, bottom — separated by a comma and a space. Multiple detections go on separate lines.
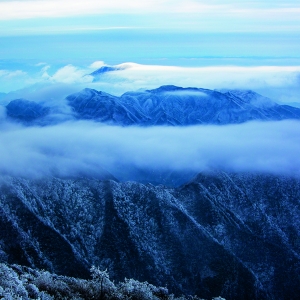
1, 84, 300, 299
0, 172, 299, 299
4, 85, 300, 126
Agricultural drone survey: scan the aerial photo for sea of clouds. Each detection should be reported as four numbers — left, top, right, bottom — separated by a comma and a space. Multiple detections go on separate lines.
1, 61, 300, 182
0, 120, 299, 181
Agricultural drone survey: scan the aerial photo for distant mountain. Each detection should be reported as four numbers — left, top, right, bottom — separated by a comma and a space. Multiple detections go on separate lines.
4, 85, 300, 125
0, 172, 299, 299
66, 85, 300, 125
6, 99, 50, 123
89, 65, 126, 82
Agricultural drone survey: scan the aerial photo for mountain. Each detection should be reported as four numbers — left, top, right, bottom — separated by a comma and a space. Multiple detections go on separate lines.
90, 66, 122, 76
6, 99, 50, 124
65, 88, 138, 125
4, 85, 300, 126
89, 65, 125, 82
0, 172, 299, 299
67, 85, 300, 125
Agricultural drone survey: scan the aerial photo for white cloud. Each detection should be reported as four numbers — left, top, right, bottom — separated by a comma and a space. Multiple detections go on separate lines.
0, 0, 165, 19
89, 61, 106, 70
35, 62, 48, 67
89, 64, 300, 101
0, 120, 299, 180
0, 69, 31, 93
1, 62, 300, 104
50, 65, 93, 84
0, 69, 27, 78
0, 0, 299, 20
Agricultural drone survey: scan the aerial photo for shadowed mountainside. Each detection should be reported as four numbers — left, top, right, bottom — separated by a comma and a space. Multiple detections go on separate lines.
0, 172, 299, 299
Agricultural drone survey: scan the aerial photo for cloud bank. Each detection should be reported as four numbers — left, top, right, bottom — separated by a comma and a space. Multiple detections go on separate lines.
83, 63, 300, 104
0, 120, 299, 182
1, 0, 299, 20
1, 62, 300, 105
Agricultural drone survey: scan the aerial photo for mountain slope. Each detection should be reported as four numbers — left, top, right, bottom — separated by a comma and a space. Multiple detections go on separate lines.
4, 85, 300, 126
0, 173, 299, 299
67, 85, 300, 125
6, 99, 50, 123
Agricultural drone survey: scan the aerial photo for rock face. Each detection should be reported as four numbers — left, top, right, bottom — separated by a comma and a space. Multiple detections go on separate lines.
0, 172, 299, 299
4, 85, 300, 126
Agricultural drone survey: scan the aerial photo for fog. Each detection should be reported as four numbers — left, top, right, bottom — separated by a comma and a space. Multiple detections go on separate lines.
0, 120, 299, 182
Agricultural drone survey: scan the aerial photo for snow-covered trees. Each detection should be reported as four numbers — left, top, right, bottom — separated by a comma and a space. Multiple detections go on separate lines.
0, 263, 223, 300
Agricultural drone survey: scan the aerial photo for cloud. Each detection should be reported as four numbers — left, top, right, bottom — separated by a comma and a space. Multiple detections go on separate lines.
88, 64, 300, 101
89, 61, 106, 70
0, 0, 175, 20
35, 62, 48, 67
0, 120, 299, 181
0, 69, 31, 93
1, 1, 299, 37
0, 69, 27, 79
1, 1, 299, 20
0, 82, 80, 121
50, 65, 93, 84
163, 90, 209, 97
2, 61, 300, 105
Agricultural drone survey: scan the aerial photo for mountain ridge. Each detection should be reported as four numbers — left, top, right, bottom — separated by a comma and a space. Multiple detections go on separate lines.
3, 85, 300, 126
0, 172, 299, 299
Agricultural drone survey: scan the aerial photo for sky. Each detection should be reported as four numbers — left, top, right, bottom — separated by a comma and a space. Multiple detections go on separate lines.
0, 1, 300, 181
0, 1, 300, 34
0, 0, 299, 100
0, 0, 300, 63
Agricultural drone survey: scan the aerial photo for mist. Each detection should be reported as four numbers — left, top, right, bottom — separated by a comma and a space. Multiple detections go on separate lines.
0, 120, 299, 183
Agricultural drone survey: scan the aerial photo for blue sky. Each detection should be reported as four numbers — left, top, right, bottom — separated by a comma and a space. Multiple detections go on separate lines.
0, 0, 300, 102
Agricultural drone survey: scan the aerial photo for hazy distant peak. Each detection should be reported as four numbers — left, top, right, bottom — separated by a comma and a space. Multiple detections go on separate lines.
6, 98, 50, 122
89, 64, 129, 82
89, 65, 122, 76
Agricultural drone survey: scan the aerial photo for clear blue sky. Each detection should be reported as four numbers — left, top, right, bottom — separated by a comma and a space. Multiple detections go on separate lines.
0, 0, 300, 63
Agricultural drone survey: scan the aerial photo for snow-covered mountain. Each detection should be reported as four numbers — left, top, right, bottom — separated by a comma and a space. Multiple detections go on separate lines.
2, 85, 300, 298
89, 65, 125, 82
0, 172, 299, 299
5, 99, 50, 123
4, 85, 300, 125
67, 85, 300, 125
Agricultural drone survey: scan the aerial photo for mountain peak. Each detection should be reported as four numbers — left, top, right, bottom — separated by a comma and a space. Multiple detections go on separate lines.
148, 85, 183, 93
4, 85, 300, 126
90, 65, 121, 76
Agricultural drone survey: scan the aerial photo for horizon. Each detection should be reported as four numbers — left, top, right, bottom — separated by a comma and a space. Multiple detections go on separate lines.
0, 0, 300, 178
0, 1, 299, 102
